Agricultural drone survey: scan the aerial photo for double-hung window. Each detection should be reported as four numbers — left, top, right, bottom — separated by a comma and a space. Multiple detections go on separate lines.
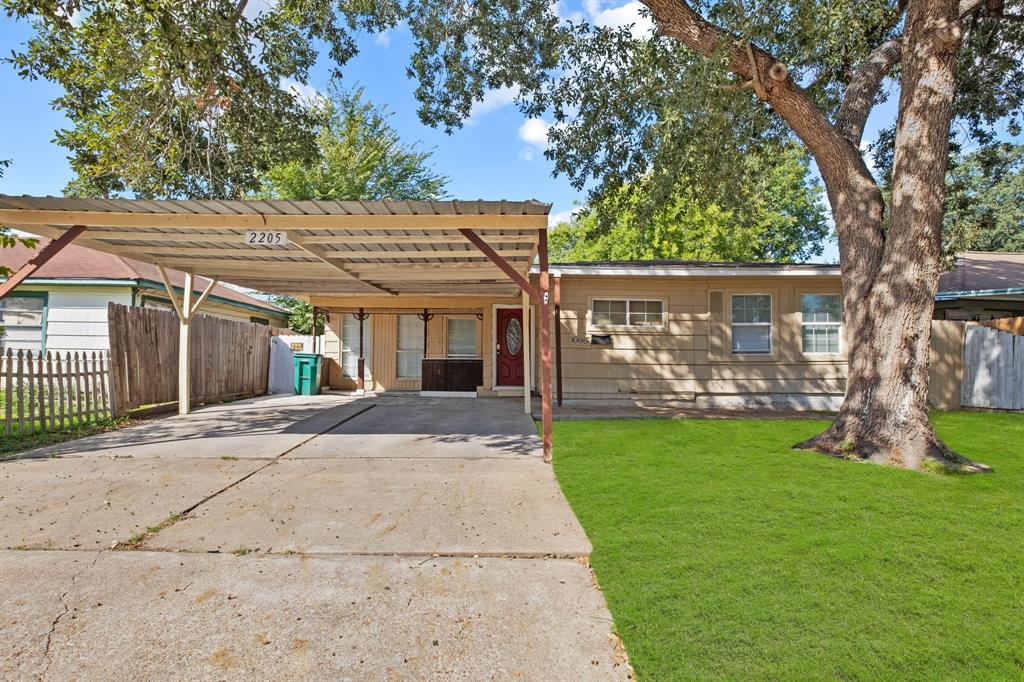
731, 294, 772, 355
591, 299, 664, 328
396, 314, 424, 378
801, 294, 842, 354
446, 318, 478, 358
0, 295, 45, 351
341, 314, 372, 379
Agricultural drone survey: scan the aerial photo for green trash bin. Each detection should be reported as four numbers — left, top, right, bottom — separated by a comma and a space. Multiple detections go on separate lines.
293, 352, 324, 395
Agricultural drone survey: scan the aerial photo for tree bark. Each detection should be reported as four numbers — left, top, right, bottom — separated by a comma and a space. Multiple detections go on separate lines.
799, 0, 988, 472
642, 0, 991, 471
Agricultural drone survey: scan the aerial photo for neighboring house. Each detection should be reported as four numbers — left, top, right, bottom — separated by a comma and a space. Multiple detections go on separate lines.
318, 260, 848, 409
935, 251, 1024, 321
0, 239, 288, 354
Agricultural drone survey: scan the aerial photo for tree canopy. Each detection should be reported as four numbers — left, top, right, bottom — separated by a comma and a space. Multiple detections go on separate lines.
549, 144, 828, 262
944, 143, 1024, 258
256, 86, 448, 202
254, 85, 448, 334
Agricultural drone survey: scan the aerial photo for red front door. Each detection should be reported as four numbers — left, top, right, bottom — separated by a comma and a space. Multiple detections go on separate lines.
496, 308, 525, 386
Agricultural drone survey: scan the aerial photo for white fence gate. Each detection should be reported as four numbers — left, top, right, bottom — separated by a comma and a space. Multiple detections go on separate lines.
961, 325, 1024, 410
268, 336, 296, 394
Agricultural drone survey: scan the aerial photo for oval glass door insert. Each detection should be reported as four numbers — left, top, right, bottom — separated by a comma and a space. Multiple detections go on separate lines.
506, 318, 523, 356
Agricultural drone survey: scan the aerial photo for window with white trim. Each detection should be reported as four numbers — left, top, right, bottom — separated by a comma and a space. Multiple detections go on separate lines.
801, 294, 842, 353
446, 318, 478, 358
0, 296, 45, 351
731, 294, 772, 354
341, 314, 372, 379
591, 299, 664, 328
396, 314, 424, 378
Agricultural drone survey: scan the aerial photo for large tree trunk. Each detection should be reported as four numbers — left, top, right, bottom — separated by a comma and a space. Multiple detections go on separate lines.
797, 0, 988, 472
643, 0, 991, 472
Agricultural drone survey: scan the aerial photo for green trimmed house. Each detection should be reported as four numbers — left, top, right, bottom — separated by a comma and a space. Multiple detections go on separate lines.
0, 238, 287, 353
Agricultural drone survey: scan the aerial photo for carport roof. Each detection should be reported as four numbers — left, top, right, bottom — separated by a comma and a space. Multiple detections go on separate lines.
0, 195, 551, 297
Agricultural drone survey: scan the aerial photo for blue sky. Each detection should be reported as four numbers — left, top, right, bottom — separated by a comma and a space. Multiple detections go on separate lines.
0, 1, 918, 264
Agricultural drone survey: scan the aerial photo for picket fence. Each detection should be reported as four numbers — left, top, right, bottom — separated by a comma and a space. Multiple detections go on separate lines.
1, 349, 115, 435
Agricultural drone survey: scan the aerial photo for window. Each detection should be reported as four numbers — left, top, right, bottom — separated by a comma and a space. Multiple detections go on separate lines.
341, 314, 372, 379
447, 318, 478, 358
591, 299, 664, 328
0, 295, 45, 351
801, 294, 842, 353
731, 294, 772, 354
396, 314, 424, 378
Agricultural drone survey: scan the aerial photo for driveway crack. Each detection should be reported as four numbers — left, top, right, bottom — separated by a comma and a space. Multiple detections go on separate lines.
40, 549, 103, 680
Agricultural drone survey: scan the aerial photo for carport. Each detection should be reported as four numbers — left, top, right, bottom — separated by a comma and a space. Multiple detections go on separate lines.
0, 196, 555, 461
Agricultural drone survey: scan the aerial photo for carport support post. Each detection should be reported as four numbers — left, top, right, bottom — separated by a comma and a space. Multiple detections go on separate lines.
178, 272, 192, 416
522, 289, 532, 416
538, 229, 553, 463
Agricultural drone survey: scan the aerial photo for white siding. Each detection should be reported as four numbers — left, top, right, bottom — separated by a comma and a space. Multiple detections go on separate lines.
45, 287, 133, 353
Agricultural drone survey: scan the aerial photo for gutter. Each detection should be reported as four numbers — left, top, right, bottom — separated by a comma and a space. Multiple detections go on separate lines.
935, 287, 1024, 302
0, 276, 288, 319
533, 265, 843, 277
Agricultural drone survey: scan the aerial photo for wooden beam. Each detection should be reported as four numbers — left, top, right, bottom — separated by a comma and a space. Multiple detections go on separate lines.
179, 272, 192, 415
538, 228, 553, 463
287, 235, 395, 296
0, 209, 548, 231
112, 246, 533, 259
189, 278, 219, 317
156, 266, 186, 320
68, 231, 540, 244
459, 228, 540, 299
0, 225, 87, 300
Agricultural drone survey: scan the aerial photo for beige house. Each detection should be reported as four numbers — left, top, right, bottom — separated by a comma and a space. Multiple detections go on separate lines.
315, 260, 845, 410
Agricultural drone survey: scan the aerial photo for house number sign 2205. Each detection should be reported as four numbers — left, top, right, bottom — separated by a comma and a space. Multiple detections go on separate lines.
244, 230, 289, 246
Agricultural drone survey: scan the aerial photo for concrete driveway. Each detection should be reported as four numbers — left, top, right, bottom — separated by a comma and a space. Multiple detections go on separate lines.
0, 394, 630, 680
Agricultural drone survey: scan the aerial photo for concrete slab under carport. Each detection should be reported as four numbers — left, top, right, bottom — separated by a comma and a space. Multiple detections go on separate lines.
145, 457, 590, 556
12, 393, 374, 460
1, 550, 629, 681
289, 395, 541, 459
0, 457, 258, 550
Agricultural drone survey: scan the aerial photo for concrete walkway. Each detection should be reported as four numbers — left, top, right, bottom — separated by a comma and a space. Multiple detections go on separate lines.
0, 394, 630, 680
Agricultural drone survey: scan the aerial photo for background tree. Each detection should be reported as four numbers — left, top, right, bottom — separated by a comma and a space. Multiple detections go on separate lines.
943, 143, 1024, 260
257, 85, 449, 335
257, 86, 448, 201
2, 0, 396, 198
550, 144, 828, 262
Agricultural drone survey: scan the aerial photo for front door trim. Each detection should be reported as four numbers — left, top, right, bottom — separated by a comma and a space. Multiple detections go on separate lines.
492, 303, 535, 391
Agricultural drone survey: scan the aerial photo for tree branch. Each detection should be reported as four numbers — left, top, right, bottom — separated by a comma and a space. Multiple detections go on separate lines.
835, 0, 991, 145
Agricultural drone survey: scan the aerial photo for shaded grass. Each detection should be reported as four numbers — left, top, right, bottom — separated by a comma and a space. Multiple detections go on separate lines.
0, 416, 128, 459
553, 412, 1024, 681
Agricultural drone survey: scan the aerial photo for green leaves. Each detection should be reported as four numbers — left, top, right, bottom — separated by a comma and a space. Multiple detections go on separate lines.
255, 85, 448, 201
549, 144, 829, 263
944, 143, 1024, 262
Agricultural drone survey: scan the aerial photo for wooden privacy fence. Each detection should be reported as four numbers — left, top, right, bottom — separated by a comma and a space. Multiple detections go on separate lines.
1, 349, 114, 435
961, 324, 1024, 410
929, 318, 1024, 411
107, 303, 273, 412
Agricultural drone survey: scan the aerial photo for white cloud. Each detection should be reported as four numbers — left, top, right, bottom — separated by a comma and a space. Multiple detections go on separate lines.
243, 0, 279, 20
279, 77, 324, 105
551, 0, 584, 23
586, 0, 655, 38
519, 117, 553, 147
860, 140, 877, 175
468, 86, 519, 122
548, 209, 578, 227
519, 148, 535, 162
374, 31, 392, 47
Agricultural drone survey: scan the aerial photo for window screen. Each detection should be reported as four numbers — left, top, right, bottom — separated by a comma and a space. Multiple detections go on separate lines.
731, 295, 772, 354
801, 294, 842, 353
341, 314, 371, 379
0, 296, 44, 351
592, 299, 663, 327
396, 314, 424, 378
447, 318, 478, 358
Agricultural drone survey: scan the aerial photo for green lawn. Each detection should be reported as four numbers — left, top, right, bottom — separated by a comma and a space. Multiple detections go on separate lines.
552, 412, 1024, 681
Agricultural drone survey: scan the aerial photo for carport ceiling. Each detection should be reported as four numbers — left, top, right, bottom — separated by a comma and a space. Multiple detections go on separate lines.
0, 196, 550, 297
